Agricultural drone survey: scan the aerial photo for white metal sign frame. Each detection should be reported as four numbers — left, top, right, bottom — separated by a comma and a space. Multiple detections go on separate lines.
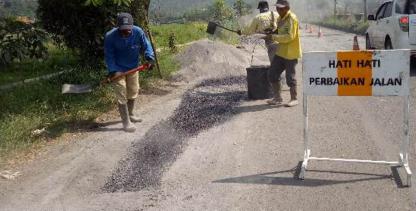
299, 50, 412, 187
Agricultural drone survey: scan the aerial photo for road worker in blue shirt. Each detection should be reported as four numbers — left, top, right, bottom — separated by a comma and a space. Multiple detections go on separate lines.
104, 12, 155, 132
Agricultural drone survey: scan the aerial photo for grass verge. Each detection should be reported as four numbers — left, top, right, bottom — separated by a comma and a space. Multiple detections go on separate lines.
0, 66, 114, 167
315, 17, 369, 35
151, 22, 207, 47
0, 45, 77, 86
0, 22, 207, 168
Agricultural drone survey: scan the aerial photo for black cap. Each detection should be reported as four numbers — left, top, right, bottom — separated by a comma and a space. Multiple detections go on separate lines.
275, 0, 290, 8
257, 1, 269, 9
117, 12, 133, 30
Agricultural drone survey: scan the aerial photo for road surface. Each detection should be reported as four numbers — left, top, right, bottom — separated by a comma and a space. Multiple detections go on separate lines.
0, 26, 415, 210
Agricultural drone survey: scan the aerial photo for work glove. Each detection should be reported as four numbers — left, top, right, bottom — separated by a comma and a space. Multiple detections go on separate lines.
264, 28, 276, 35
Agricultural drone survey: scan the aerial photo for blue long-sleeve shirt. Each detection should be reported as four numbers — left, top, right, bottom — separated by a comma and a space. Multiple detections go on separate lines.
104, 26, 155, 73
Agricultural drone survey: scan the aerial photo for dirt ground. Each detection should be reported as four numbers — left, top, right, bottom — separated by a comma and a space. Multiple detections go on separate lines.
1, 26, 416, 211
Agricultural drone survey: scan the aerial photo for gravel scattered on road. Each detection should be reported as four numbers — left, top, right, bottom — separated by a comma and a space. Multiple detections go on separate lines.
103, 76, 247, 192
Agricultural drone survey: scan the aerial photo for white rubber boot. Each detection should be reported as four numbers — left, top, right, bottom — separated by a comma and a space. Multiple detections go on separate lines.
118, 104, 136, 133
286, 86, 299, 107
127, 99, 142, 123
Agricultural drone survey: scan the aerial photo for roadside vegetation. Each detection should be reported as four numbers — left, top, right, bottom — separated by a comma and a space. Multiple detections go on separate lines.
0, 21, 206, 167
317, 17, 369, 35
0, 0, 252, 167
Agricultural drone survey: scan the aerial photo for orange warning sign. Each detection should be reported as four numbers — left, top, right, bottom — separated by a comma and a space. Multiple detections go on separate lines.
337, 51, 373, 96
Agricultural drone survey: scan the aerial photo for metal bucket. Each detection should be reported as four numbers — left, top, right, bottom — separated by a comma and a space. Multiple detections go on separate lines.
206, 21, 218, 35
246, 65, 272, 100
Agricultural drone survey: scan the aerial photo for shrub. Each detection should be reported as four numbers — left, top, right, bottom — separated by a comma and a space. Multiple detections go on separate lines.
318, 17, 369, 35
0, 17, 49, 67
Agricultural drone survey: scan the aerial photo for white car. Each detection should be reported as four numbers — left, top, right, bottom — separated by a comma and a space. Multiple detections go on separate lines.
366, 0, 416, 57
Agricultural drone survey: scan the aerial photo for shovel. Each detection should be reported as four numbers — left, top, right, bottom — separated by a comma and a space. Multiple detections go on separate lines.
62, 63, 151, 94
206, 21, 240, 35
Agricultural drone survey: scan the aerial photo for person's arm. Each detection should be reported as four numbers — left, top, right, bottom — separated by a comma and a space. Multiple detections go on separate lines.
271, 18, 297, 43
104, 33, 121, 74
138, 29, 155, 62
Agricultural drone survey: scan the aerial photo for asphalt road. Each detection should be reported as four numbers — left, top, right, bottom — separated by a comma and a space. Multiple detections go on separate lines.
0, 26, 415, 211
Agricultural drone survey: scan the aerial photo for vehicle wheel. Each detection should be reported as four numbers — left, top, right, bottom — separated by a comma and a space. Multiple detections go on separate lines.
385, 37, 393, 49
366, 34, 372, 49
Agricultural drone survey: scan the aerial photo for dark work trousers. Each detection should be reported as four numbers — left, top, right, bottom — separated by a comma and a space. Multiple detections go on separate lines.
268, 55, 298, 87
265, 39, 278, 63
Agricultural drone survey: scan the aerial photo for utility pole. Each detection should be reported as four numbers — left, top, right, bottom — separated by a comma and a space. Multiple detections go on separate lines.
334, 0, 338, 18
364, 0, 368, 20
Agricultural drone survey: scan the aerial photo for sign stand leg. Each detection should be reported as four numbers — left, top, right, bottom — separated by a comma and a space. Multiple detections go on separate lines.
400, 95, 412, 187
300, 95, 310, 180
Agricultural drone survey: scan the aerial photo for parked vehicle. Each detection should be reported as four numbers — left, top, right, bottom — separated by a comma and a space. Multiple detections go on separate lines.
366, 0, 416, 57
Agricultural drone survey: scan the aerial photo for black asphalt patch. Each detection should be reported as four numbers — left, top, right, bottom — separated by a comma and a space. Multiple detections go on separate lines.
103, 76, 247, 192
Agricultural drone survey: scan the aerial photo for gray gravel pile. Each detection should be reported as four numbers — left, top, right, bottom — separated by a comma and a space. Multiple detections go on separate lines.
103, 76, 247, 192
173, 39, 250, 82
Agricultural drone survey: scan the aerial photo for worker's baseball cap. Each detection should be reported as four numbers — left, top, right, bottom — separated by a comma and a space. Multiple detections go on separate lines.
275, 0, 290, 8
117, 12, 133, 30
257, 1, 269, 9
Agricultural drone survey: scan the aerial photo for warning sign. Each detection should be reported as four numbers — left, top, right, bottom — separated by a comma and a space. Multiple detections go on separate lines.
303, 50, 410, 96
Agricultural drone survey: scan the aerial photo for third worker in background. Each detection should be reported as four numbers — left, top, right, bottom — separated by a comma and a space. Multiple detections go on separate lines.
239, 0, 278, 63
267, 0, 301, 107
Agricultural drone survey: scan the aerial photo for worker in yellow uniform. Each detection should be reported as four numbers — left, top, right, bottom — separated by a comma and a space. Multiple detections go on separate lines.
266, 0, 302, 107
239, 0, 278, 63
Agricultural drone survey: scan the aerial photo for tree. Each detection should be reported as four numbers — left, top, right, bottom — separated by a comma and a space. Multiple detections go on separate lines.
130, 0, 162, 78
85, 0, 132, 7
233, 0, 251, 17
37, 0, 128, 67
0, 17, 48, 67
211, 0, 233, 23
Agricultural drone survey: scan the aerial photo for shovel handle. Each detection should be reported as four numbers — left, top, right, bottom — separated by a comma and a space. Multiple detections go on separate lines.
214, 23, 240, 34
102, 63, 151, 84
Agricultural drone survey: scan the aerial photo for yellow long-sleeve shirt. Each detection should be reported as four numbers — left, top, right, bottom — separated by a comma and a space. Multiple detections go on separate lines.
242, 11, 278, 35
271, 10, 302, 60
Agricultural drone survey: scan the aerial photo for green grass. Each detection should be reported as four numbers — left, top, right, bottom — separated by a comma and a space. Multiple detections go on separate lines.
0, 65, 114, 166
316, 17, 369, 35
0, 44, 77, 85
139, 50, 180, 85
151, 22, 207, 47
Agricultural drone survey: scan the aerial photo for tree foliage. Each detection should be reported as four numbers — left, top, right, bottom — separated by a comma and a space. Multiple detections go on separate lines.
211, 0, 234, 24
0, 17, 48, 67
84, 0, 132, 7
37, 0, 128, 66
233, 0, 251, 17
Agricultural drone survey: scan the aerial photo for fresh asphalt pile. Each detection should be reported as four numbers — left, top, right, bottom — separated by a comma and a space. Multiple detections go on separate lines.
172, 76, 246, 135
103, 76, 247, 192
102, 38, 272, 192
